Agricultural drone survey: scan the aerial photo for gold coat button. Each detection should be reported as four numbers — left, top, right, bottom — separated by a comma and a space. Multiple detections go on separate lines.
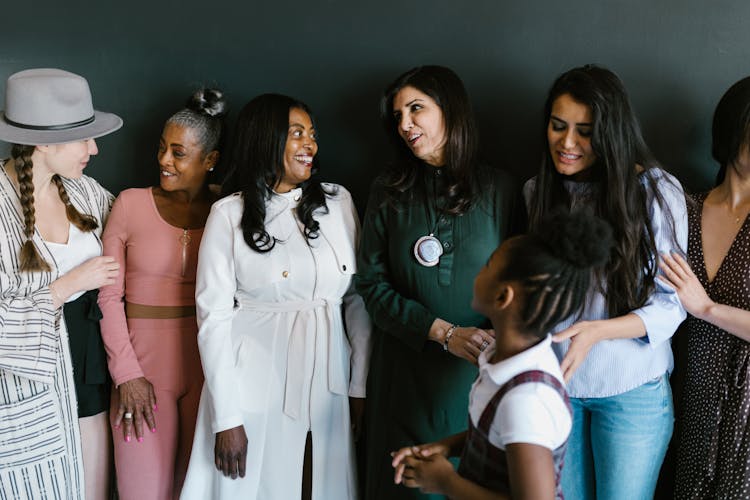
282, 271, 289, 278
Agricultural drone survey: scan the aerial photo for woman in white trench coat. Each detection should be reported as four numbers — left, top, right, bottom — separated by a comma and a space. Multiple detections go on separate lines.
181, 94, 371, 500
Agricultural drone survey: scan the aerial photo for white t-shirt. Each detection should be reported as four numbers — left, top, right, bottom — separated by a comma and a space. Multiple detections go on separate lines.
469, 335, 572, 450
45, 223, 100, 302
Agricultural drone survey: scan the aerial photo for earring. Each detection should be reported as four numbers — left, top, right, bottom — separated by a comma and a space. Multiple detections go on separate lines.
208, 167, 215, 172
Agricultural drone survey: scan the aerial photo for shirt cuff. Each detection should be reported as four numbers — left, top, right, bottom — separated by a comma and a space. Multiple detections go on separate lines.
112, 369, 146, 388
349, 383, 366, 398
402, 313, 437, 352
212, 415, 245, 435
631, 295, 686, 347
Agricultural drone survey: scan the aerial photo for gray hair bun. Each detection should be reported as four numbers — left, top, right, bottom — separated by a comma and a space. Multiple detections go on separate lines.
186, 88, 227, 118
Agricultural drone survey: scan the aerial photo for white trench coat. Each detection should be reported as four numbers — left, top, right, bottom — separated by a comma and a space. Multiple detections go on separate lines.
182, 185, 371, 500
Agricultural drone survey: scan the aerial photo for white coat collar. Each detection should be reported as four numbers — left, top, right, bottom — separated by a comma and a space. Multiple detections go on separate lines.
264, 187, 303, 240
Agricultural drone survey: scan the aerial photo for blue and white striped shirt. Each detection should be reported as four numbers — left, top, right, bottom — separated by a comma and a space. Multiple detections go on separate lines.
523, 168, 688, 398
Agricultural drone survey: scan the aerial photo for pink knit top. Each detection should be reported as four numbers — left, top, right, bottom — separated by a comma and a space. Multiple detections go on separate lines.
98, 188, 204, 384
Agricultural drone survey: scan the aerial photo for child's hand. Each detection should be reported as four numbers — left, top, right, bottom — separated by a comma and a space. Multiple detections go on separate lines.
400, 453, 455, 494
391, 442, 450, 484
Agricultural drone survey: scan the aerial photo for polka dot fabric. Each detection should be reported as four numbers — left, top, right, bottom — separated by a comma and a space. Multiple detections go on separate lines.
675, 192, 750, 499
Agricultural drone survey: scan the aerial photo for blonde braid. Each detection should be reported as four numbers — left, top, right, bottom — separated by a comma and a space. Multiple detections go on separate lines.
13, 144, 51, 272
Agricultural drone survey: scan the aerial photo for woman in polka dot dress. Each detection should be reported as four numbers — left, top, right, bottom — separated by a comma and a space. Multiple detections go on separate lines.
660, 76, 750, 499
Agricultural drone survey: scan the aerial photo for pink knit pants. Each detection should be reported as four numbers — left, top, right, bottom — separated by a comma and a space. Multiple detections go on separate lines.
110, 316, 203, 500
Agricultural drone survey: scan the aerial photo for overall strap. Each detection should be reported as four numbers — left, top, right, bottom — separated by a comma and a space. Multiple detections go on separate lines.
477, 370, 571, 432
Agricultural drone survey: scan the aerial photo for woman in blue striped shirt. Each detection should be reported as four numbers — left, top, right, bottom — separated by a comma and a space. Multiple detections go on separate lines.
524, 64, 688, 500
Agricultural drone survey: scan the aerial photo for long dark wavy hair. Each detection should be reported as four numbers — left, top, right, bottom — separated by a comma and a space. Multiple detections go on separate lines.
222, 93, 333, 253
379, 65, 488, 214
711, 76, 750, 185
527, 64, 681, 318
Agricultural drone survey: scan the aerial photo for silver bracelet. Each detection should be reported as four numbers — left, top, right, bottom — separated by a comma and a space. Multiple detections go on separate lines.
443, 324, 458, 352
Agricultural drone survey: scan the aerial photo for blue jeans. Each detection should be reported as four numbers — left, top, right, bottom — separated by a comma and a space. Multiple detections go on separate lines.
561, 374, 674, 500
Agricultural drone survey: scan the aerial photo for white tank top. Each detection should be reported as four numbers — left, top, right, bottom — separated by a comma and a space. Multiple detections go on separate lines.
45, 223, 101, 302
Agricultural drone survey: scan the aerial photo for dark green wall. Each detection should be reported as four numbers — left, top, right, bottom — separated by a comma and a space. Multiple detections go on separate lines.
1, 3, 744, 495
2, 0, 749, 207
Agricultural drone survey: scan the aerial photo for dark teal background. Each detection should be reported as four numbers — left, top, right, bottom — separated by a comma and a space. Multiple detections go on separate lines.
1, 0, 748, 205
1, 1, 744, 496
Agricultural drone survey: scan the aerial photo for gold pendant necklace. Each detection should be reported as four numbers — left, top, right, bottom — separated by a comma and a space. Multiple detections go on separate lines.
179, 229, 192, 277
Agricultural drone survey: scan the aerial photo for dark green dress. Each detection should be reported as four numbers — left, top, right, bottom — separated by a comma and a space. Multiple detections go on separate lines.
356, 165, 523, 500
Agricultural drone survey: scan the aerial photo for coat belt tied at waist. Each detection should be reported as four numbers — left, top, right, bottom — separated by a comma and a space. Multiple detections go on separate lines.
236, 297, 349, 419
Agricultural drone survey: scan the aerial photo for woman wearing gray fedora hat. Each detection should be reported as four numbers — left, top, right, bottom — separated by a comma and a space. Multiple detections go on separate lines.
0, 68, 122, 499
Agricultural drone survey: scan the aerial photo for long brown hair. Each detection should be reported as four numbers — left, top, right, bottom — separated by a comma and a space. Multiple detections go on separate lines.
13, 144, 98, 272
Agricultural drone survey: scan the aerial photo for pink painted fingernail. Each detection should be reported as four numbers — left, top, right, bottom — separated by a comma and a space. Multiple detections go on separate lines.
153, 404, 158, 411
137, 437, 144, 443
125, 436, 131, 443
151, 428, 156, 433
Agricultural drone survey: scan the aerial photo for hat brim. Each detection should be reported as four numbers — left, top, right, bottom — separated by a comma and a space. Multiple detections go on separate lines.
0, 110, 123, 145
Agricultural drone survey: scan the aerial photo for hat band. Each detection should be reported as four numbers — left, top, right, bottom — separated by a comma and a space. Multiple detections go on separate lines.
3, 115, 95, 131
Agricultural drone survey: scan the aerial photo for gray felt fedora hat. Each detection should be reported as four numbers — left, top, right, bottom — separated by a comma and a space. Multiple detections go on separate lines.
0, 68, 123, 145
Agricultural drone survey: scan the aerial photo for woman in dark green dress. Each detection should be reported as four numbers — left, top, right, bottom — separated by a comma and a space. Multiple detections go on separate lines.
355, 65, 523, 500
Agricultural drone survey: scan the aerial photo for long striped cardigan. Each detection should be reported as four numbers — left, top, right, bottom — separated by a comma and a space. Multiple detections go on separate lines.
0, 161, 113, 499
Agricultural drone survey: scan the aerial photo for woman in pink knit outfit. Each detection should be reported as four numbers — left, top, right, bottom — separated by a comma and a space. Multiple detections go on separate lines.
98, 88, 226, 500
